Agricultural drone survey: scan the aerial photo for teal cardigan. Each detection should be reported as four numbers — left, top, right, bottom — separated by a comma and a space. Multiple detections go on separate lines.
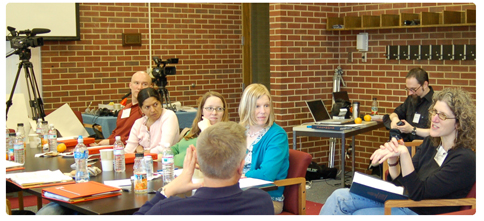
245, 123, 289, 199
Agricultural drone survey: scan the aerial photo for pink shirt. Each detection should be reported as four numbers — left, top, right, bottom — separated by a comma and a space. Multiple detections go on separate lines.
125, 109, 180, 154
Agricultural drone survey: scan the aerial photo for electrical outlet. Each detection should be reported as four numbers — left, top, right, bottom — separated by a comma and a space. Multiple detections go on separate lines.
362, 52, 367, 62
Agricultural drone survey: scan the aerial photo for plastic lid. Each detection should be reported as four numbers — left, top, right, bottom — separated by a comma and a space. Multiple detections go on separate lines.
135, 153, 144, 158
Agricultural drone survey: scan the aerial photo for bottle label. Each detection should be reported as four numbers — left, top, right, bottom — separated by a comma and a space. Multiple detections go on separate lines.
74, 151, 87, 159
162, 157, 174, 164
14, 144, 23, 150
371, 107, 378, 115
134, 173, 147, 191
49, 134, 57, 139
113, 149, 124, 155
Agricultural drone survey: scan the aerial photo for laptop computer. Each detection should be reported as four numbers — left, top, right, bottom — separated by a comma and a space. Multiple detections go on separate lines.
305, 99, 354, 124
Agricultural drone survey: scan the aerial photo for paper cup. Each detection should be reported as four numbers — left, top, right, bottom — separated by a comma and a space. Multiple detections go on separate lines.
100, 149, 114, 161
101, 160, 114, 171
28, 134, 41, 148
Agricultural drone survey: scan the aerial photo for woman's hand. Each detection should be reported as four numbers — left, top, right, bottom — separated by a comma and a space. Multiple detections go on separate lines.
197, 116, 211, 132
370, 138, 407, 165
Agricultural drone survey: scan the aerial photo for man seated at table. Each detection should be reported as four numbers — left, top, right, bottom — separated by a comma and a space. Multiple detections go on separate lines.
91, 71, 152, 146
134, 121, 274, 215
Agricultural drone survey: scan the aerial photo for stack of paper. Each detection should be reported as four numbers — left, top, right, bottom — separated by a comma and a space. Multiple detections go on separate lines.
6, 169, 74, 188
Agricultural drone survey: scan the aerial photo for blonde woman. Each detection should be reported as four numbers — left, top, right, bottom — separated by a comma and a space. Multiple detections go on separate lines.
239, 83, 289, 214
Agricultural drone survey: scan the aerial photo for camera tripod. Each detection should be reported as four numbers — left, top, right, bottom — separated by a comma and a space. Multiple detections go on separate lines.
6, 48, 46, 121
155, 75, 177, 112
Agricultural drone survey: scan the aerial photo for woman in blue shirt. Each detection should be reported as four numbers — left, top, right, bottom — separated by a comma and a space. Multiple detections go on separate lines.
238, 83, 289, 214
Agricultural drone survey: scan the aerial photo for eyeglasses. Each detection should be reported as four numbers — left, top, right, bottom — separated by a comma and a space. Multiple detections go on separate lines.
429, 109, 456, 121
405, 85, 422, 93
204, 107, 225, 112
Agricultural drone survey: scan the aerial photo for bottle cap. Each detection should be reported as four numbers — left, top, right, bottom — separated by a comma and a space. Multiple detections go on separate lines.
42, 121, 48, 124
17, 123, 24, 126
49, 124, 54, 127
115, 136, 121, 140
135, 153, 144, 158
9, 132, 16, 136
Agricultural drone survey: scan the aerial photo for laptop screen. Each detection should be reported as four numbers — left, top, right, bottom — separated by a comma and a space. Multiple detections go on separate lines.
305, 100, 331, 122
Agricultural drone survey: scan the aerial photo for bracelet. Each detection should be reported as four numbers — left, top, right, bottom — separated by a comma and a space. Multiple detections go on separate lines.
388, 160, 399, 167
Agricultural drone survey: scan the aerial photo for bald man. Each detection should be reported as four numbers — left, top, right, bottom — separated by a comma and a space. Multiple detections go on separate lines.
94, 71, 152, 145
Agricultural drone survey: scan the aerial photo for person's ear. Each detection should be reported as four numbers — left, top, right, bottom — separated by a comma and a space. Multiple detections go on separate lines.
237, 159, 245, 175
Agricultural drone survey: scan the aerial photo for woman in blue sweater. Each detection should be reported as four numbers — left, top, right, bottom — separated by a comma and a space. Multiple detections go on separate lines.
238, 83, 289, 214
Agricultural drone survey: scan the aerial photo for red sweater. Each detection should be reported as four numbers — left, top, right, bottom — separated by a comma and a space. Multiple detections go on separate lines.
107, 103, 142, 144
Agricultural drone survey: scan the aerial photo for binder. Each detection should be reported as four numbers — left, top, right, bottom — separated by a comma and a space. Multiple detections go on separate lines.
349, 172, 408, 203
42, 181, 122, 203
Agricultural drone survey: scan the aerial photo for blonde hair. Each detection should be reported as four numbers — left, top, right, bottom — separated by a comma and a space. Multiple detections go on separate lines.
184, 91, 229, 140
196, 121, 247, 179
429, 88, 476, 151
238, 83, 274, 128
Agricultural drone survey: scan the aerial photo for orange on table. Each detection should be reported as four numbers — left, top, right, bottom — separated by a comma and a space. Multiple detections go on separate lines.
57, 143, 67, 153
364, 115, 372, 121
354, 117, 363, 124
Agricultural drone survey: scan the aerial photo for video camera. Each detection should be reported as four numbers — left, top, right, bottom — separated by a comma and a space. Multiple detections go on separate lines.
151, 57, 178, 87
7, 26, 50, 49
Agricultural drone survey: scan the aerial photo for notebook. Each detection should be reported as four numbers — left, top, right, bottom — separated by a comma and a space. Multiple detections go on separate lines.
42, 181, 122, 204
305, 99, 354, 124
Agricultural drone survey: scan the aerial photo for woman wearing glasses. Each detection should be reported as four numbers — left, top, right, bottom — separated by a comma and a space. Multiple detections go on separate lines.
124, 88, 180, 153
239, 83, 289, 214
171, 91, 229, 167
319, 87, 476, 215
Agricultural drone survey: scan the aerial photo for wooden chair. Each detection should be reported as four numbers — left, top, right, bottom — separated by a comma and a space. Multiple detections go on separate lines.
384, 183, 476, 215
6, 199, 12, 215
382, 140, 423, 181
275, 149, 312, 215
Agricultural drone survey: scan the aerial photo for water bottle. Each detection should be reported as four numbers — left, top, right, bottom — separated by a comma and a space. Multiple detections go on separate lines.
74, 136, 89, 183
14, 132, 25, 165
42, 121, 49, 149
35, 118, 43, 137
48, 124, 58, 153
7, 132, 16, 161
133, 153, 148, 194
371, 98, 379, 115
16, 123, 26, 144
113, 136, 126, 172
162, 144, 175, 184
144, 155, 154, 180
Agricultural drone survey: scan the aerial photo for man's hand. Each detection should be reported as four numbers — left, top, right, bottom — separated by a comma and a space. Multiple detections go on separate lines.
197, 116, 211, 132
396, 120, 413, 134
162, 145, 203, 198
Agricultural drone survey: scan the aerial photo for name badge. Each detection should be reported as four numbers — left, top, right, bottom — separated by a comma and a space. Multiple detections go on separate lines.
434, 145, 448, 167
413, 113, 421, 124
121, 108, 131, 119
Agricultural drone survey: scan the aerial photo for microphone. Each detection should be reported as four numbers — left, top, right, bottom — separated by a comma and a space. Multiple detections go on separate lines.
31, 28, 51, 36
121, 92, 131, 100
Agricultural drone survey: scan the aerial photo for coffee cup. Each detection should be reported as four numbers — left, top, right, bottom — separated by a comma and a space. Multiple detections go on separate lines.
100, 149, 114, 171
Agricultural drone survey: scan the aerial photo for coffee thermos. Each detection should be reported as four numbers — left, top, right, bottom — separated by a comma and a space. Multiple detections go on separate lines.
352, 101, 360, 119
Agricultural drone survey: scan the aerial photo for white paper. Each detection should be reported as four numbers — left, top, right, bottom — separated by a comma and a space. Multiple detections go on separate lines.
104, 179, 132, 187
6, 93, 33, 136
239, 177, 274, 189
5, 161, 24, 168
353, 172, 404, 195
5, 169, 73, 186
45, 103, 89, 137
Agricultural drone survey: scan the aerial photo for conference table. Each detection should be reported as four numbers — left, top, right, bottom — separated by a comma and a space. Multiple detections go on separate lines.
82, 110, 197, 138
292, 121, 384, 187
6, 148, 276, 215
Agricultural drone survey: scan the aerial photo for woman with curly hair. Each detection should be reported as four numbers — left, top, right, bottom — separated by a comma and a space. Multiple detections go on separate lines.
320, 87, 476, 215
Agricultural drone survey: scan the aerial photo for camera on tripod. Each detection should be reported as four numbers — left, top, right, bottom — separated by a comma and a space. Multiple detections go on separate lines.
152, 57, 178, 85
7, 26, 50, 49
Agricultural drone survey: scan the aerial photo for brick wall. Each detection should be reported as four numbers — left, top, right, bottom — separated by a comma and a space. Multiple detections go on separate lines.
39, 2, 476, 174
269, 2, 476, 173
41, 2, 243, 121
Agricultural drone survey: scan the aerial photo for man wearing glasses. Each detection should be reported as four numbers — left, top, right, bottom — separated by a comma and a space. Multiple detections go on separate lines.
389, 67, 433, 141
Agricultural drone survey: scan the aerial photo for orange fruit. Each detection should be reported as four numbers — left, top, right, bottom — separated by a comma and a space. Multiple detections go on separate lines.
364, 115, 372, 121
355, 117, 363, 124
57, 143, 67, 153
41, 138, 48, 145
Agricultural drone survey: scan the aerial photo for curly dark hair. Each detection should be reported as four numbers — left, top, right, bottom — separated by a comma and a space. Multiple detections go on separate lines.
429, 88, 476, 151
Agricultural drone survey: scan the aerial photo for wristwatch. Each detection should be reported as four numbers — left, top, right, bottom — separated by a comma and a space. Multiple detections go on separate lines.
411, 126, 417, 136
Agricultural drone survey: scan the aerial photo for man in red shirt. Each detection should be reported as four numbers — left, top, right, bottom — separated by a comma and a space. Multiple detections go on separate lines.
92, 71, 152, 145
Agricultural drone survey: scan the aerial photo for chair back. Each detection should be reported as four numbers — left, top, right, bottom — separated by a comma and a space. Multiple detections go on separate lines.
461, 182, 476, 210
282, 149, 312, 214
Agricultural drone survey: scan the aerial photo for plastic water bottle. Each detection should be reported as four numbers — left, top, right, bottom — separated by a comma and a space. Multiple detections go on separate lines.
42, 121, 49, 149
7, 132, 16, 161
113, 136, 126, 172
144, 155, 154, 180
133, 153, 148, 194
74, 136, 89, 183
162, 144, 175, 184
16, 123, 26, 144
371, 98, 378, 115
14, 132, 25, 165
48, 124, 58, 153
35, 118, 43, 137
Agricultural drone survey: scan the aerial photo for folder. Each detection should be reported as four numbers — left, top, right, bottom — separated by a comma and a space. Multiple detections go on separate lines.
42, 181, 122, 204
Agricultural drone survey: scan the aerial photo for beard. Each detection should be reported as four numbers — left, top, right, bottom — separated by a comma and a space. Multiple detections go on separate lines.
410, 94, 421, 106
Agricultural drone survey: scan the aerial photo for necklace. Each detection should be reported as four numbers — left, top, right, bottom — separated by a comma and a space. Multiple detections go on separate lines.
248, 128, 265, 138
